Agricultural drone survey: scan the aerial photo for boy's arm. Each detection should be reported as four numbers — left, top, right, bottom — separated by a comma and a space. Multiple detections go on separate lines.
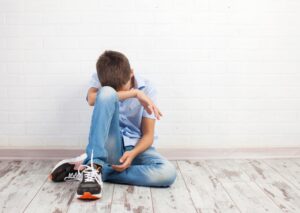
86, 87, 99, 106
87, 88, 162, 121
112, 116, 155, 172
131, 117, 155, 156
87, 88, 139, 106
117, 89, 139, 101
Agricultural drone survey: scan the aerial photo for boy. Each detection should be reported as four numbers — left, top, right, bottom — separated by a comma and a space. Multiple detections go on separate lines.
49, 50, 177, 200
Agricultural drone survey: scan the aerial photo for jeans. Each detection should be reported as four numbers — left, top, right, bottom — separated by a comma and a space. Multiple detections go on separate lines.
83, 86, 177, 187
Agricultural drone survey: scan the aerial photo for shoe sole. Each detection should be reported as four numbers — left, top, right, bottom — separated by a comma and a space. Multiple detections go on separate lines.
76, 192, 102, 200
48, 153, 87, 182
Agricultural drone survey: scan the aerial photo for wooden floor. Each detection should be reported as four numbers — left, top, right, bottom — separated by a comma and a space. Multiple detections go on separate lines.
0, 159, 300, 213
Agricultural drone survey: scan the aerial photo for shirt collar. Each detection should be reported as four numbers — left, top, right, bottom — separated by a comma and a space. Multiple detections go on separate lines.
133, 73, 146, 89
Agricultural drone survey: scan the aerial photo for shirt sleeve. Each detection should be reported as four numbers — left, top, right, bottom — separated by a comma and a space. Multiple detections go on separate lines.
88, 72, 101, 89
142, 81, 158, 120
86, 72, 101, 102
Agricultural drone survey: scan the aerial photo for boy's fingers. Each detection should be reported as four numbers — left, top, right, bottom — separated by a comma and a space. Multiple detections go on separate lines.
119, 154, 127, 163
154, 106, 162, 119
153, 107, 160, 120
112, 163, 129, 172
112, 164, 124, 170
158, 109, 163, 116
154, 106, 162, 116
113, 161, 129, 168
113, 163, 124, 168
112, 167, 122, 172
146, 105, 153, 114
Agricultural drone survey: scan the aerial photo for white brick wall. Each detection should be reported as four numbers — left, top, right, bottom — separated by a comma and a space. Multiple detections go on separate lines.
1, 0, 300, 149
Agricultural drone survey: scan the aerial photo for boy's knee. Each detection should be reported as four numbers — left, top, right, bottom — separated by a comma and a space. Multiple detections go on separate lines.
150, 161, 177, 187
161, 162, 177, 186
96, 86, 117, 103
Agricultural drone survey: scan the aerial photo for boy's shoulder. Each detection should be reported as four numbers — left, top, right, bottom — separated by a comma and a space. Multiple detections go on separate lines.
134, 73, 157, 95
88, 72, 101, 88
134, 74, 158, 100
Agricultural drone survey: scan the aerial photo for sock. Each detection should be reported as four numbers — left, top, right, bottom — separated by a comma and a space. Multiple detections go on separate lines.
88, 163, 102, 173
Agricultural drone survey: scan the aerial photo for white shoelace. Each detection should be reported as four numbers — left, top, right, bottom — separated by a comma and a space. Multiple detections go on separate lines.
78, 149, 103, 185
63, 149, 102, 184
64, 172, 82, 182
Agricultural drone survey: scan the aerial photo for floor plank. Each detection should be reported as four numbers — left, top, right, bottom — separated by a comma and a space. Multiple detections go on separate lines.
1, 158, 299, 213
263, 159, 300, 190
206, 159, 282, 213
0, 160, 54, 213
235, 159, 300, 213
177, 160, 239, 213
0, 159, 18, 171
24, 180, 78, 213
110, 184, 153, 213
0, 160, 27, 187
67, 182, 114, 213
292, 158, 300, 167
151, 161, 197, 213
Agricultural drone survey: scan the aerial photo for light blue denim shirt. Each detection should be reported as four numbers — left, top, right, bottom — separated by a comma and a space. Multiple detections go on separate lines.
87, 72, 158, 147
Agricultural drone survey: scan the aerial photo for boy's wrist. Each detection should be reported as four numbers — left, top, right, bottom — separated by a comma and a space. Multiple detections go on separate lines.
130, 148, 139, 158
117, 89, 139, 101
133, 89, 140, 97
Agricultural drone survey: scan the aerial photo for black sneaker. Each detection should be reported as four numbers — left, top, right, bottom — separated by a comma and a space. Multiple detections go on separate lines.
76, 163, 103, 200
49, 153, 87, 182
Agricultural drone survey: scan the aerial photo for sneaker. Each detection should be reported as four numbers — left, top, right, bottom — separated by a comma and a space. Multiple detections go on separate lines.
76, 157, 103, 200
48, 153, 87, 182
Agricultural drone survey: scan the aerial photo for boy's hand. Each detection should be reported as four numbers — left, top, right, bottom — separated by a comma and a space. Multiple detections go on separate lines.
112, 151, 136, 172
136, 90, 163, 120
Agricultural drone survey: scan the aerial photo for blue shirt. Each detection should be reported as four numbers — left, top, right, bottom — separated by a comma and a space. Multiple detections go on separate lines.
87, 72, 158, 147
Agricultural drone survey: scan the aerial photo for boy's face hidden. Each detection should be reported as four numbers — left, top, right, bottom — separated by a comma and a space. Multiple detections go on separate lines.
117, 70, 134, 92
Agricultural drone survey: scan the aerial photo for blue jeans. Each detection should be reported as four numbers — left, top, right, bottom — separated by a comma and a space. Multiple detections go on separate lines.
83, 86, 177, 187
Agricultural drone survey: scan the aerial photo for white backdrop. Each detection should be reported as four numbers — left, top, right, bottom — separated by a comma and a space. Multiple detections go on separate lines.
1, 0, 300, 149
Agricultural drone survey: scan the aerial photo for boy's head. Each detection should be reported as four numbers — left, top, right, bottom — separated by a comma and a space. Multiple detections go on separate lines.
96, 50, 133, 91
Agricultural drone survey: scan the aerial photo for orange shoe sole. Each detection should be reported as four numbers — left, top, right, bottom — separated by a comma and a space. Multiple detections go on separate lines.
77, 192, 101, 200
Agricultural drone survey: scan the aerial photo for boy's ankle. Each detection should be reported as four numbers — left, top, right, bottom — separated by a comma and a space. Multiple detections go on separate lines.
88, 163, 102, 172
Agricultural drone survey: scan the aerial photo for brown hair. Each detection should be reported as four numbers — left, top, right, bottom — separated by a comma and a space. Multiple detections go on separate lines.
96, 50, 131, 90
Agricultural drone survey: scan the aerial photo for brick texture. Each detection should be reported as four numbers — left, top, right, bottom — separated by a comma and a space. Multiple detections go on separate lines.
1, 0, 300, 149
